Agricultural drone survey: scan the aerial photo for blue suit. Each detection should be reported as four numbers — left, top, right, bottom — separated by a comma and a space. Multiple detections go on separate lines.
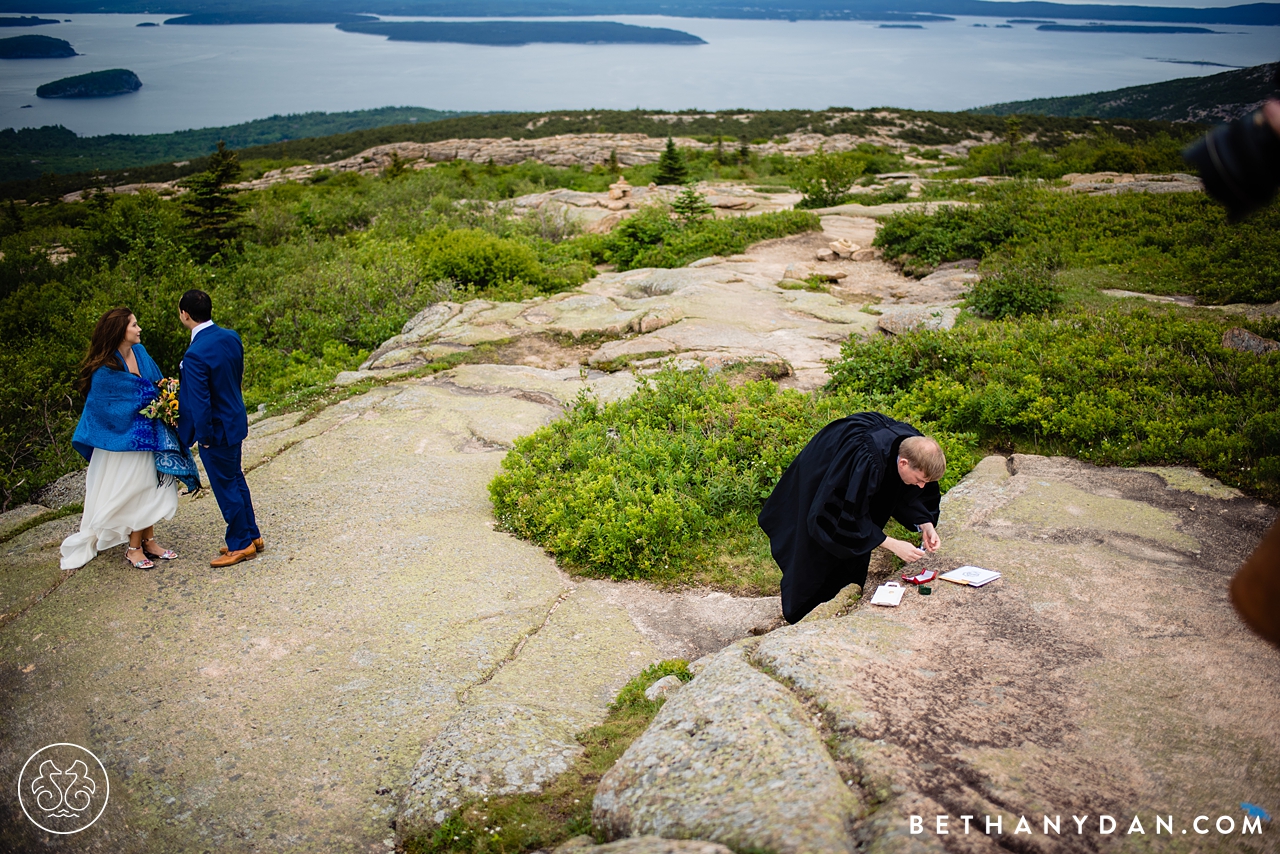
178, 324, 259, 551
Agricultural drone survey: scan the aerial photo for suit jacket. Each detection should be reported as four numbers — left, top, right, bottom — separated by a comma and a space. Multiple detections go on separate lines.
178, 324, 249, 449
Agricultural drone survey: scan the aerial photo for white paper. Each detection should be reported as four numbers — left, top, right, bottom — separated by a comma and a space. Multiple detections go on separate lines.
870, 582, 906, 607
939, 565, 1002, 587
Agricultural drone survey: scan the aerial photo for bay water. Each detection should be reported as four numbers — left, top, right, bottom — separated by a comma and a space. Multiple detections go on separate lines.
1, 12, 1276, 137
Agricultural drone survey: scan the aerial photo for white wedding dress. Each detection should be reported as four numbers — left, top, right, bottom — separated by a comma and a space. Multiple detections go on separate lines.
60, 450, 178, 570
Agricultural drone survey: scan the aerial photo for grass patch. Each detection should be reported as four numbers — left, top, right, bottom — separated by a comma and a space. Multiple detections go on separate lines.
404, 660, 692, 854
777, 274, 830, 292
0, 502, 83, 544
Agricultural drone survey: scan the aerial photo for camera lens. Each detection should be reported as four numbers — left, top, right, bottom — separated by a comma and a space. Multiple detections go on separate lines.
1184, 106, 1280, 220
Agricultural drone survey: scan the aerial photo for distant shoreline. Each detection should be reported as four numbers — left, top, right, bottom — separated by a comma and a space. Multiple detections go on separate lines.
1037, 24, 1218, 33
35, 0, 1280, 27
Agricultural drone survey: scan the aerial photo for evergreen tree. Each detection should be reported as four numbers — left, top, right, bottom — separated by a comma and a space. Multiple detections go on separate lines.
1005, 116, 1023, 154
1, 199, 23, 238
607, 148, 620, 174
671, 186, 713, 227
182, 140, 243, 259
654, 137, 689, 185
384, 150, 409, 180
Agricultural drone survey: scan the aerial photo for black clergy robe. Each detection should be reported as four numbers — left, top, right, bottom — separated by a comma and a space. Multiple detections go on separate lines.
758, 412, 941, 623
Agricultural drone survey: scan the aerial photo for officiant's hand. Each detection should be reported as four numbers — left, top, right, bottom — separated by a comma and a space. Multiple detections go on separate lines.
883, 537, 926, 563
920, 522, 940, 552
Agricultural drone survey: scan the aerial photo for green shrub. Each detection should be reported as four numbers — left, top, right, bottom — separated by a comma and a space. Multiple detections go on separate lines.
952, 132, 1189, 180
826, 307, 1280, 501
489, 367, 979, 587
599, 206, 819, 271
966, 250, 1063, 318
241, 340, 366, 410
873, 184, 1280, 303
790, 147, 866, 208
419, 227, 547, 291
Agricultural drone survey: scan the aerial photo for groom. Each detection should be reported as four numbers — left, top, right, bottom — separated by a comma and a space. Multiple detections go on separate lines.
177, 289, 263, 567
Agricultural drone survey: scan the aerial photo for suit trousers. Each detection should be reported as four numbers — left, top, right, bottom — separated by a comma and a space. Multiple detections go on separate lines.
198, 443, 260, 551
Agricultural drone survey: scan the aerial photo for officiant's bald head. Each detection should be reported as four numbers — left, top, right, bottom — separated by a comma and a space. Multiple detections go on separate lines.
899, 436, 946, 482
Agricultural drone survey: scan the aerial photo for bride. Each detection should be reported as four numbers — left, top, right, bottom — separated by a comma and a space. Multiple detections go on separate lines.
61, 308, 201, 571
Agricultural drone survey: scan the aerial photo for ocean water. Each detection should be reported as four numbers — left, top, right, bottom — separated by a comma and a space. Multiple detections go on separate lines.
0, 12, 1276, 136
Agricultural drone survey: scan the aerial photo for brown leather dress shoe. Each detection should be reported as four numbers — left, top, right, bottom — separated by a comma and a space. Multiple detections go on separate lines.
1231, 519, 1280, 649
210, 543, 257, 568
219, 537, 265, 556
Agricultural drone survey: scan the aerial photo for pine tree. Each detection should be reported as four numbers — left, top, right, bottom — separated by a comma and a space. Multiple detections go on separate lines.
607, 148, 620, 174
1, 199, 23, 238
654, 137, 689, 186
384, 150, 409, 180
671, 186, 713, 227
1004, 116, 1023, 154
182, 140, 243, 259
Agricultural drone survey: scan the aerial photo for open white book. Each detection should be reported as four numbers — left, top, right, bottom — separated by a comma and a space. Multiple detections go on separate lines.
939, 565, 1002, 587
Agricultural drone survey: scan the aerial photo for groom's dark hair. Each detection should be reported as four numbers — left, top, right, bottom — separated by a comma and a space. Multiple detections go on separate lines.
180, 289, 212, 323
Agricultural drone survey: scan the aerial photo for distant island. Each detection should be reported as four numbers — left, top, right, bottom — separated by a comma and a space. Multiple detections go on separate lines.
37, 69, 142, 99
879, 23, 924, 28
165, 12, 377, 25
1037, 24, 1216, 33
0, 34, 75, 58
1007, 19, 1056, 24
336, 20, 707, 46
0, 16, 59, 27
136, 21, 158, 27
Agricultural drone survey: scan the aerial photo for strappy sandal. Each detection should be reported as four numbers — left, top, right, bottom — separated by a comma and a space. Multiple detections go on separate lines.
142, 537, 178, 561
125, 546, 154, 570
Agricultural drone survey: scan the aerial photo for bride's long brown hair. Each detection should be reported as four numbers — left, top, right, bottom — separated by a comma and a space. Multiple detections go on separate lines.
77, 307, 133, 398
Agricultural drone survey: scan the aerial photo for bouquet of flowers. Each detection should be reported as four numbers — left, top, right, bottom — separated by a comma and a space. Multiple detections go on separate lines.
140, 377, 181, 428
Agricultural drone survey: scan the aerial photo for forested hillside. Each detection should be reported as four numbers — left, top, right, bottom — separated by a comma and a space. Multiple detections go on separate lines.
975, 61, 1279, 123
0, 106, 468, 185
2, 107, 1203, 200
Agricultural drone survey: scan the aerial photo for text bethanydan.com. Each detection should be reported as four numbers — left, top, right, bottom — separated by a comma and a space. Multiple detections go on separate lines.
910, 814, 1265, 837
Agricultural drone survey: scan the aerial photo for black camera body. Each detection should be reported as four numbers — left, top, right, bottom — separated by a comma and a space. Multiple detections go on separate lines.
1183, 67, 1280, 220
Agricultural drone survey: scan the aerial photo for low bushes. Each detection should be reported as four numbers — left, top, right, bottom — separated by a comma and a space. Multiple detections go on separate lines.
590, 205, 820, 271
789, 147, 866, 208
954, 132, 1190, 180
873, 184, 1280, 304
420, 227, 547, 291
489, 367, 979, 588
826, 307, 1280, 501
965, 249, 1063, 318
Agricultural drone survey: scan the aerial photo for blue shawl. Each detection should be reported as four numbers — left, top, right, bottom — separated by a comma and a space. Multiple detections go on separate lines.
71, 343, 201, 492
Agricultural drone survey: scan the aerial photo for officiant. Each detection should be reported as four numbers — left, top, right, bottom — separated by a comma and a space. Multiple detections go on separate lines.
758, 412, 947, 623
